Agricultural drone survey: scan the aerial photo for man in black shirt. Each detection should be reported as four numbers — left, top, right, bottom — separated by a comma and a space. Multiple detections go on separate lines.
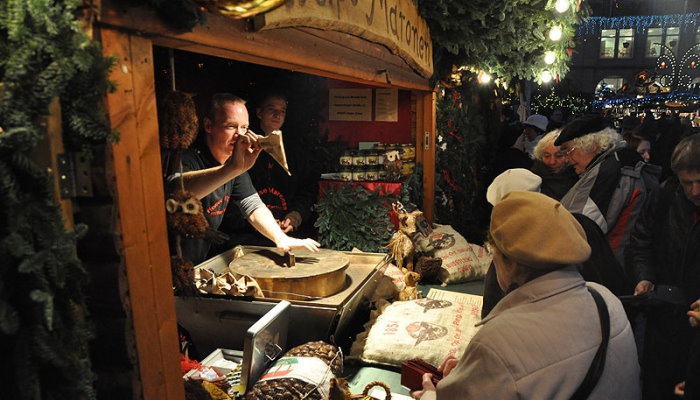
167, 93, 319, 264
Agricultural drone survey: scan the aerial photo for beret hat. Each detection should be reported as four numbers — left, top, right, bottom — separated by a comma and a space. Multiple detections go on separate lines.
486, 168, 542, 206
553, 114, 609, 146
490, 191, 591, 269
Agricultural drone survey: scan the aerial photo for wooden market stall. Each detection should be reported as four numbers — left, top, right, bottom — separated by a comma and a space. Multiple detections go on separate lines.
95, 0, 436, 398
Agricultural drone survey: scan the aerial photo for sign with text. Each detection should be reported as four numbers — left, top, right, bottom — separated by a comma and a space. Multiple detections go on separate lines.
256, 0, 433, 78
375, 88, 398, 122
329, 88, 372, 121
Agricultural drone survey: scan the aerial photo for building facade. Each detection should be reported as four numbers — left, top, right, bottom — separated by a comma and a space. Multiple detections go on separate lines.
568, 0, 700, 97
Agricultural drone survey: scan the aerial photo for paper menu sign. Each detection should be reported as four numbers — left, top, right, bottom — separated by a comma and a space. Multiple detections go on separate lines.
375, 88, 398, 122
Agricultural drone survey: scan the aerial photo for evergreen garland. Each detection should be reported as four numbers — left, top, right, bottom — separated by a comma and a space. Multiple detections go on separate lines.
314, 184, 395, 252
415, 0, 587, 84
0, 0, 115, 398
434, 74, 501, 243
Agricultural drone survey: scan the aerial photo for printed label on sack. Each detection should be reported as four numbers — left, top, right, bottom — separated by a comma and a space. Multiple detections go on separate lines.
258, 356, 332, 397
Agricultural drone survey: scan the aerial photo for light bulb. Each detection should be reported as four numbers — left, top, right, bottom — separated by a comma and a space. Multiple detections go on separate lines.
544, 51, 556, 65
478, 72, 492, 84
541, 71, 553, 83
549, 26, 563, 41
555, 0, 570, 13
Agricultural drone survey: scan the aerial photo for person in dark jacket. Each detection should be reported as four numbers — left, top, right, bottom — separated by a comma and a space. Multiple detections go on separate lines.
531, 129, 578, 201
626, 134, 700, 400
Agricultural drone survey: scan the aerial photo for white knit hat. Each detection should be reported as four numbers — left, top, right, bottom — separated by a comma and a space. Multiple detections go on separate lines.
486, 168, 542, 206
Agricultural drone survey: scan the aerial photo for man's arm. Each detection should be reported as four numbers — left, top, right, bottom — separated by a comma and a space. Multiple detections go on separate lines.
176, 132, 261, 199
247, 206, 320, 252
625, 184, 662, 294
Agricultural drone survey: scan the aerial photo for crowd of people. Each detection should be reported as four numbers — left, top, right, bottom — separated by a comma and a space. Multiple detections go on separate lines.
413, 109, 700, 399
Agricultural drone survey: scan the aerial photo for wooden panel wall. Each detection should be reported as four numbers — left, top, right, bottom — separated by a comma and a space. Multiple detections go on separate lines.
416, 91, 436, 221
101, 28, 184, 399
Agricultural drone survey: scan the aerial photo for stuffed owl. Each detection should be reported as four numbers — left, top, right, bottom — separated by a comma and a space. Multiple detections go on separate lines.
158, 91, 199, 150
383, 150, 402, 182
166, 189, 228, 244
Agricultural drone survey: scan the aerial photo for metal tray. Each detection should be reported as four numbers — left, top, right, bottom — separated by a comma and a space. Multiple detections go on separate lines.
176, 247, 387, 357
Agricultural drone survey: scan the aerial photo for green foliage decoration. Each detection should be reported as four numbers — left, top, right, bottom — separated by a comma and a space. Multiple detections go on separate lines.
434, 74, 502, 243
314, 184, 395, 252
416, 0, 588, 84
0, 0, 116, 398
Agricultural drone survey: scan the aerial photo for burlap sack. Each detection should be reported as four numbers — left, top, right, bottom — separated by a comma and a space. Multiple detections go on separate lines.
349, 297, 482, 367
429, 224, 491, 284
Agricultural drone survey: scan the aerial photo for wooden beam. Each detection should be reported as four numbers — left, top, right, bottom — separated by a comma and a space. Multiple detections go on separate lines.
101, 28, 184, 400
98, 0, 431, 91
417, 91, 436, 221
31, 97, 75, 230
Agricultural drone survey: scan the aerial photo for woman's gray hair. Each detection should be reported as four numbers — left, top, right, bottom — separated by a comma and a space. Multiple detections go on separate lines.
532, 129, 562, 161
568, 127, 621, 155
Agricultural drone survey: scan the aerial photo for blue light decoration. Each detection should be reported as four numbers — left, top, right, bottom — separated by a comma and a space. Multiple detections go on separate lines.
592, 92, 700, 110
577, 13, 700, 36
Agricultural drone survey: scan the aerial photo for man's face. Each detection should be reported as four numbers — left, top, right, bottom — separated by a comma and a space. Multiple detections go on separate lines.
678, 169, 700, 207
541, 144, 568, 173
256, 97, 287, 133
205, 101, 249, 158
560, 141, 597, 175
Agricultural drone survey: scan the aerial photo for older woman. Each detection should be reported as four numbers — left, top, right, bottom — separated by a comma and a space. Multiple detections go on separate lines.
413, 191, 641, 400
531, 129, 578, 200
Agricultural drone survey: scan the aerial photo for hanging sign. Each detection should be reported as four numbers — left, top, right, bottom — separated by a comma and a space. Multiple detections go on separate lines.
375, 88, 398, 122
255, 0, 433, 78
329, 88, 372, 121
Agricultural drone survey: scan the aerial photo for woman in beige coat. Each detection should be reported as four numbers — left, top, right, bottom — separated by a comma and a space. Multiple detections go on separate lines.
413, 191, 641, 400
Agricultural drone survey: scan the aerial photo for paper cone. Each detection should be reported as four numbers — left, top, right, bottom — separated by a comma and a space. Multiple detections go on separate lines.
257, 130, 291, 175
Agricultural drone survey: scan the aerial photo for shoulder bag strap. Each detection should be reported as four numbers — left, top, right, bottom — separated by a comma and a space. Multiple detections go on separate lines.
570, 286, 610, 400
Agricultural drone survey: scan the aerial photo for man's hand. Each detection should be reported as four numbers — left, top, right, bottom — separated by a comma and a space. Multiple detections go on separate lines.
438, 355, 459, 377
634, 280, 655, 296
674, 381, 686, 396
226, 130, 262, 174
274, 236, 320, 253
279, 211, 302, 233
689, 299, 700, 327
411, 373, 436, 400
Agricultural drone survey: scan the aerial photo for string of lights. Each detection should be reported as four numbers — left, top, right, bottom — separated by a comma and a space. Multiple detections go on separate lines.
577, 13, 700, 36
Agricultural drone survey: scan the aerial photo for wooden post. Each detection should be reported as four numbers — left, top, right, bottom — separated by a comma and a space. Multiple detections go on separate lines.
31, 97, 75, 230
416, 90, 436, 221
101, 28, 184, 400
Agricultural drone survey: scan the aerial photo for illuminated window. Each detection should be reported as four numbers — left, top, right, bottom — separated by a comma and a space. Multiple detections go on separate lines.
595, 77, 625, 95
646, 26, 679, 57
600, 29, 634, 58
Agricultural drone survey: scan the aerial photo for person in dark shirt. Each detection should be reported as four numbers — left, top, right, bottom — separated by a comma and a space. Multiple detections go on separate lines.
627, 135, 700, 400
166, 93, 319, 264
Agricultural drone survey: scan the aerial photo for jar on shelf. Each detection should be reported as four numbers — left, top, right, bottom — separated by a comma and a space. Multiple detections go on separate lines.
365, 149, 379, 166
365, 165, 379, 181
402, 161, 416, 176
339, 150, 354, 167
400, 143, 416, 161
352, 150, 366, 166
352, 166, 366, 181
339, 165, 353, 182
377, 167, 388, 181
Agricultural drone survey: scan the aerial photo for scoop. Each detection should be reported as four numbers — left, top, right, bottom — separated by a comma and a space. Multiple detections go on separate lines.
257, 130, 291, 175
